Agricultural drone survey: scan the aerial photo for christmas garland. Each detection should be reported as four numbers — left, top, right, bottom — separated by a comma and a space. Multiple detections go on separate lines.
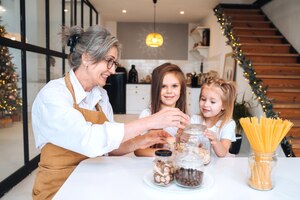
214, 5, 277, 118
214, 5, 294, 157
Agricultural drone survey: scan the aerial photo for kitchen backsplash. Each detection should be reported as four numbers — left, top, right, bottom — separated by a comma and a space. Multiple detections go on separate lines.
120, 59, 206, 82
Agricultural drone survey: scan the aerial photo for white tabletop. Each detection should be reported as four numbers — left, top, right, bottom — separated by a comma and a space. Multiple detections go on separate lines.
53, 156, 300, 200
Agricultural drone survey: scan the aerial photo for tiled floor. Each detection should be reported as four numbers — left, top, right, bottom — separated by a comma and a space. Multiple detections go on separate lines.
0, 114, 284, 199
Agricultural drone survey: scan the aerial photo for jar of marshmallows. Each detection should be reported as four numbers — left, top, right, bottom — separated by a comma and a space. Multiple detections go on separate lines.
153, 149, 175, 186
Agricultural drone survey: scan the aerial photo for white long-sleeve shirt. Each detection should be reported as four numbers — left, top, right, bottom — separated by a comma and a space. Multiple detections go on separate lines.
31, 70, 124, 157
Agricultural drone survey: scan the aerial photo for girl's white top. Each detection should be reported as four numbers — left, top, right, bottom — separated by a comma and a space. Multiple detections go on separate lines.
190, 115, 236, 142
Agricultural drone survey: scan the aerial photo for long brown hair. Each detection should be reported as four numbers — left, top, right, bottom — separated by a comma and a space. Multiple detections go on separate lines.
151, 63, 186, 114
200, 78, 236, 128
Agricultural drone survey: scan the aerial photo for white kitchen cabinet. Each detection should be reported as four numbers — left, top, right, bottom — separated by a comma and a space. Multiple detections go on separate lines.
126, 84, 151, 114
126, 84, 201, 116
186, 87, 201, 116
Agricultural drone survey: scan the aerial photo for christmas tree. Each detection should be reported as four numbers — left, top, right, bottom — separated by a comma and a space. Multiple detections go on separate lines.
0, 20, 22, 119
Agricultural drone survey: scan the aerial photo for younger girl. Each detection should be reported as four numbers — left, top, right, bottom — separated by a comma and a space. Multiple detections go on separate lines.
191, 78, 236, 157
134, 63, 187, 157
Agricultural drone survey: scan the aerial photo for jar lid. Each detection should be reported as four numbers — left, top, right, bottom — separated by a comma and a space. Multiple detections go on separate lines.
155, 149, 172, 157
184, 124, 207, 135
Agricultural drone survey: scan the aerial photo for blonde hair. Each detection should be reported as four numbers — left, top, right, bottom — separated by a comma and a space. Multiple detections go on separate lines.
200, 78, 236, 128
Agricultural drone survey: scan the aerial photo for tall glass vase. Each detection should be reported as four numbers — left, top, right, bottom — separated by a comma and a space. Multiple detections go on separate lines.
248, 151, 277, 190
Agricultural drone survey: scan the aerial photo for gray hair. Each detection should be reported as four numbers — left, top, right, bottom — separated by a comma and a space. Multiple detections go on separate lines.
60, 25, 121, 69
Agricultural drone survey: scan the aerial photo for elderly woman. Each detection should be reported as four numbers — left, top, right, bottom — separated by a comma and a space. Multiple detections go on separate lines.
31, 25, 189, 200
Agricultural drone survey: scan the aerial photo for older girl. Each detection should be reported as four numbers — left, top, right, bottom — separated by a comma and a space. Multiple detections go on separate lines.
134, 62, 187, 157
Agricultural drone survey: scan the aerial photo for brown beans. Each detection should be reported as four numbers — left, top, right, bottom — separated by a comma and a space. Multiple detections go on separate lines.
175, 167, 203, 188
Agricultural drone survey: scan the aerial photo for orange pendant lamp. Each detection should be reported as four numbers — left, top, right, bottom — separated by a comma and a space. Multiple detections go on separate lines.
145, 0, 163, 47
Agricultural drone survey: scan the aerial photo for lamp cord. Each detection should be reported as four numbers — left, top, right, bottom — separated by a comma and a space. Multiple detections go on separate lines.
153, 3, 156, 33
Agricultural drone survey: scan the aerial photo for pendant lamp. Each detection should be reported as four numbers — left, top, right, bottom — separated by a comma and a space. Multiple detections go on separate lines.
145, 0, 163, 47
0, 0, 6, 12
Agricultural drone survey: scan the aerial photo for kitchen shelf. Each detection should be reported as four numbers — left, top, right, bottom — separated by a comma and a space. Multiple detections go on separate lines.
189, 46, 209, 58
190, 26, 209, 42
190, 26, 210, 59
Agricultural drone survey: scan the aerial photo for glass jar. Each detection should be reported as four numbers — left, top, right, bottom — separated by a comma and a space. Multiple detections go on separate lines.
248, 151, 277, 190
174, 124, 207, 188
176, 124, 211, 165
175, 145, 204, 188
153, 149, 174, 186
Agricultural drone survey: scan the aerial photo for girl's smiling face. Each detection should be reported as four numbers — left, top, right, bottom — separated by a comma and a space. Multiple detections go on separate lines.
199, 85, 224, 119
160, 72, 181, 109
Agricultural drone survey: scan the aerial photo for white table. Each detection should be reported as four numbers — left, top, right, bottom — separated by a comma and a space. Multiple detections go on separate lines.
53, 156, 300, 200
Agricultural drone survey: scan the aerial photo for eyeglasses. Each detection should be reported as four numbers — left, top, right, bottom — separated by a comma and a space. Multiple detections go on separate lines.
104, 57, 119, 70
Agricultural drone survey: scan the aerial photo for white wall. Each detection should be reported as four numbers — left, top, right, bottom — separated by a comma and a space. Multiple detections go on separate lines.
262, 0, 300, 53
104, 21, 203, 81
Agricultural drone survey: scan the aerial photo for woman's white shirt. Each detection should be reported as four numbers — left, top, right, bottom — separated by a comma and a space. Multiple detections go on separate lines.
31, 70, 124, 157
190, 115, 236, 142
139, 108, 178, 137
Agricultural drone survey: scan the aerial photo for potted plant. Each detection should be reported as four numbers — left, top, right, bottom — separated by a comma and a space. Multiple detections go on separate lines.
229, 96, 253, 154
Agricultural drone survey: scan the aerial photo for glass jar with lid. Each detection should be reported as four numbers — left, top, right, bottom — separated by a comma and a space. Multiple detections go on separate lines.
153, 149, 174, 186
176, 124, 211, 165
174, 124, 208, 188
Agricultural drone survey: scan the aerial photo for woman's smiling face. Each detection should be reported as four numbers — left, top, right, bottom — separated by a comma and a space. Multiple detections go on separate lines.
86, 46, 118, 88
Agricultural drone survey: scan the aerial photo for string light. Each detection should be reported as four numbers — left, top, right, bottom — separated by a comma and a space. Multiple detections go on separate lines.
214, 5, 277, 118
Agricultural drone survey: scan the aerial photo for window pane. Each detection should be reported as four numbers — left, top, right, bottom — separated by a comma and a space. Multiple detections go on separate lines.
27, 52, 46, 160
50, 0, 63, 51
83, 2, 89, 28
76, 1, 81, 26
26, 0, 46, 47
0, 48, 24, 182
50, 56, 63, 79
65, 1, 71, 26
0, 0, 21, 41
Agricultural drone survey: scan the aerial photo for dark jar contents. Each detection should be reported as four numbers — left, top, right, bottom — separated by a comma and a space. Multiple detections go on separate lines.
153, 150, 174, 186
175, 167, 204, 187
128, 65, 138, 83
175, 124, 205, 188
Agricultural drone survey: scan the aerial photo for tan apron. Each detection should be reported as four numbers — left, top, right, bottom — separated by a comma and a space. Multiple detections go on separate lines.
32, 73, 108, 200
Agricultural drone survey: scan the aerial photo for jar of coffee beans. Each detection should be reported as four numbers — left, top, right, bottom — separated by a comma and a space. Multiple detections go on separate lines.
153, 150, 175, 186
175, 124, 206, 188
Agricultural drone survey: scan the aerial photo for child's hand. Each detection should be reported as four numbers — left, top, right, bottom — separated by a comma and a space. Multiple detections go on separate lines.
204, 129, 218, 146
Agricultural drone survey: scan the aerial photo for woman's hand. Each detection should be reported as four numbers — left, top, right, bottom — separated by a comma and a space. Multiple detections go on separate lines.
149, 107, 190, 130
123, 108, 189, 143
134, 129, 171, 150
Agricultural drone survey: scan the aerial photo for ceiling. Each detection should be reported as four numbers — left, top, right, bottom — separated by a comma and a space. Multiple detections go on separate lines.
89, 0, 256, 23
